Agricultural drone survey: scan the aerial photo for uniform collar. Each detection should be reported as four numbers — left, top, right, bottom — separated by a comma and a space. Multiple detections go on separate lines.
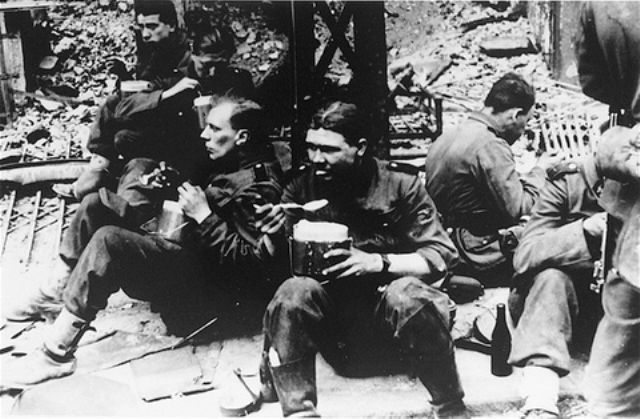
238, 145, 275, 170
468, 111, 501, 136
581, 155, 604, 197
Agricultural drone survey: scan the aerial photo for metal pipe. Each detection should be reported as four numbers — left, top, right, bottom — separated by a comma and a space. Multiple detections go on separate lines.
0, 189, 16, 256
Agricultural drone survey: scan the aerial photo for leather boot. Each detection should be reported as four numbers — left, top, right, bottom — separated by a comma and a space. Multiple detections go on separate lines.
2, 309, 89, 388
259, 351, 278, 403
417, 357, 469, 419
270, 355, 320, 417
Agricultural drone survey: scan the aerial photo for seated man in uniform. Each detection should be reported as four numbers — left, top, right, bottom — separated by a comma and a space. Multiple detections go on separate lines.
508, 154, 608, 418
53, 0, 193, 200
254, 101, 469, 418
2, 96, 285, 387
425, 73, 560, 285
54, 8, 254, 202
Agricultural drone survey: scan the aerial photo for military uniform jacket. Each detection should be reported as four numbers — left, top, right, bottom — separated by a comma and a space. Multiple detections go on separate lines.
282, 158, 458, 281
425, 111, 546, 234
576, 2, 640, 121
513, 157, 604, 279
191, 151, 284, 284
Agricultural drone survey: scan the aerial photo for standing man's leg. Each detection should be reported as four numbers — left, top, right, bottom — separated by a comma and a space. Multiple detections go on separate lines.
585, 274, 640, 417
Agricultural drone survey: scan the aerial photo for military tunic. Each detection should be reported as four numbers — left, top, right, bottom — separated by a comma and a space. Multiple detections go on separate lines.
508, 157, 604, 376
424, 111, 545, 282
60, 151, 283, 330
263, 158, 466, 415
576, 2, 640, 122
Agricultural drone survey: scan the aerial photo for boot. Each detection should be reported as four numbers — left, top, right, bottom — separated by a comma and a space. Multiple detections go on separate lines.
270, 355, 320, 417
3, 262, 69, 322
417, 357, 469, 419
1, 309, 88, 388
259, 351, 278, 403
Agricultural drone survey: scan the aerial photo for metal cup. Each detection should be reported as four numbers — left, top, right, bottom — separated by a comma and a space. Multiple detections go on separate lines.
156, 200, 188, 242
193, 95, 213, 129
290, 221, 351, 279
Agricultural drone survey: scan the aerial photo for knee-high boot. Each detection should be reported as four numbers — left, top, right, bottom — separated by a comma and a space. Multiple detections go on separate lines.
269, 354, 320, 417
417, 356, 469, 419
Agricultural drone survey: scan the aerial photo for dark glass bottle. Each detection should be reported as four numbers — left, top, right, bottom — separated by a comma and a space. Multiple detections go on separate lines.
491, 303, 512, 377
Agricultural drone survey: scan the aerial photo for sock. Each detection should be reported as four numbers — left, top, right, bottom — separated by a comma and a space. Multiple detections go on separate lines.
520, 365, 560, 415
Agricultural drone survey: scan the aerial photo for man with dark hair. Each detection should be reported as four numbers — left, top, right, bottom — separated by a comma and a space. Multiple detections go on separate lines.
254, 101, 469, 418
53, 0, 193, 201
2, 96, 284, 387
424, 72, 560, 284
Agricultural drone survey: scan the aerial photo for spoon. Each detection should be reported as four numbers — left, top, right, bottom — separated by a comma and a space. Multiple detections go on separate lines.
278, 199, 328, 212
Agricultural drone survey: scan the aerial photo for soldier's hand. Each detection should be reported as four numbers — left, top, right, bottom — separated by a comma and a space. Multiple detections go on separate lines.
583, 212, 607, 238
106, 57, 128, 79
535, 150, 565, 172
596, 125, 640, 182
322, 247, 382, 279
254, 203, 285, 234
161, 77, 201, 101
178, 182, 210, 223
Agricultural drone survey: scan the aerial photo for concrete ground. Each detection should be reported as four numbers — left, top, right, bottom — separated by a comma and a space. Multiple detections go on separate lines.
0, 284, 592, 418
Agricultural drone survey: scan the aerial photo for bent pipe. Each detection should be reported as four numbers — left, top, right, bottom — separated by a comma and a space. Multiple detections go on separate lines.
0, 159, 89, 186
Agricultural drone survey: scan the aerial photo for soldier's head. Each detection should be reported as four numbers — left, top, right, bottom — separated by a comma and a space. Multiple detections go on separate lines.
192, 27, 236, 78
484, 72, 535, 144
200, 95, 270, 163
306, 101, 371, 181
134, 0, 177, 44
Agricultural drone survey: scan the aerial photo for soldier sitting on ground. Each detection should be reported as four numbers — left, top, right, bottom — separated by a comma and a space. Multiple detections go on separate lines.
254, 101, 469, 419
2, 96, 285, 388
425, 73, 561, 286
508, 154, 609, 418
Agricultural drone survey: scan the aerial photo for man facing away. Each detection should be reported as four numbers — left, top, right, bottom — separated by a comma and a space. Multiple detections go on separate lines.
507, 153, 607, 418
2, 96, 284, 388
425, 72, 560, 286
254, 101, 469, 418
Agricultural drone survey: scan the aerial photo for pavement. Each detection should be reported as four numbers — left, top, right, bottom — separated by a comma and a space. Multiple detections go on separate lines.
0, 283, 592, 418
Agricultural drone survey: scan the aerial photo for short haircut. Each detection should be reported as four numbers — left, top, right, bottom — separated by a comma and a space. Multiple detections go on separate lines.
210, 95, 270, 143
134, 0, 177, 27
193, 26, 236, 58
484, 72, 535, 113
309, 101, 370, 146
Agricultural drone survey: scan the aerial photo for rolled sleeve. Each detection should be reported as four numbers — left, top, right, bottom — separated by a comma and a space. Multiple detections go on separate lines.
403, 177, 459, 278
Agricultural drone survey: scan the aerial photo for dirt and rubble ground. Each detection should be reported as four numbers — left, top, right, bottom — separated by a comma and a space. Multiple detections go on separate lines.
1, 1, 605, 417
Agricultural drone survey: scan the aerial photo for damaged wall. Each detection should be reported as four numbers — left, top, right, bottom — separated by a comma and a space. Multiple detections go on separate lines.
528, 1, 582, 86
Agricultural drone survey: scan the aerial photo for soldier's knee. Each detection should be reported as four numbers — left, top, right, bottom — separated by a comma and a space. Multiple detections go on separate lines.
384, 276, 445, 311
90, 225, 125, 251
274, 277, 322, 304
77, 192, 102, 213
266, 277, 322, 317
530, 268, 572, 293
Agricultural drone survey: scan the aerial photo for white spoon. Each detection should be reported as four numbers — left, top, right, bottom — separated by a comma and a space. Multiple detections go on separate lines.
278, 199, 328, 212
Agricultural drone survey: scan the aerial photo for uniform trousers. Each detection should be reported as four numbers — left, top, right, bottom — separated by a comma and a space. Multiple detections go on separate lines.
263, 275, 463, 404
508, 268, 602, 376
585, 274, 640, 417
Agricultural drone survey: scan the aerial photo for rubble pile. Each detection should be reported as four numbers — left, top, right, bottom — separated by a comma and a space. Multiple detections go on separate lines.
1, 1, 288, 167
185, 2, 290, 87
386, 0, 606, 159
